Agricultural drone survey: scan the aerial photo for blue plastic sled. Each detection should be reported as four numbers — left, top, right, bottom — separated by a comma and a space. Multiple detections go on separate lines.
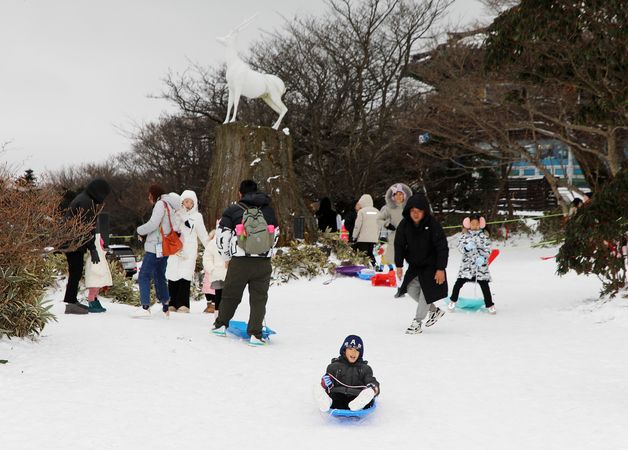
227, 320, 277, 340
446, 296, 486, 311
329, 402, 376, 418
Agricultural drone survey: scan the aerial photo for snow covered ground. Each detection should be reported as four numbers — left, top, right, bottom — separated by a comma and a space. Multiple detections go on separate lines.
2, 239, 627, 450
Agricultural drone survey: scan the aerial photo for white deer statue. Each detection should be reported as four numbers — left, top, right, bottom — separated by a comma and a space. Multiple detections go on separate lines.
217, 16, 288, 130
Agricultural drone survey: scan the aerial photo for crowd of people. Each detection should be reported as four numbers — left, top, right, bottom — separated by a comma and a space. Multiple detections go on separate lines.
61, 177, 500, 411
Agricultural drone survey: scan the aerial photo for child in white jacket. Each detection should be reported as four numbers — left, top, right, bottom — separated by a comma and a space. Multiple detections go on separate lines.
202, 229, 228, 316
84, 233, 112, 313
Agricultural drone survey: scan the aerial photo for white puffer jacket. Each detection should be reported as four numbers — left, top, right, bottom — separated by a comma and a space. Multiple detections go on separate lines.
352, 194, 380, 243
377, 183, 412, 264
84, 233, 112, 288
166, 190, 210, 281
203, 230, 227, 283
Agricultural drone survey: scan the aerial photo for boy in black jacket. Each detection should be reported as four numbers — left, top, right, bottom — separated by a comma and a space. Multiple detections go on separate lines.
314, 335, 380, 412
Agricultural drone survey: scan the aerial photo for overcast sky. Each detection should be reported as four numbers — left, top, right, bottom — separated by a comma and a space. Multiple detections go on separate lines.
0, 0, 488, 175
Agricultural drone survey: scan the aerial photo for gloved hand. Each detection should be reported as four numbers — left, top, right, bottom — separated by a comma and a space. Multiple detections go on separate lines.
385, 223, 396, 231
321, 374, 333, 392
475, 256, 486, 267
464, 241, 476, 252
348, 387, 376, 411
184, 220, 192, 229
89, 247, 100, 264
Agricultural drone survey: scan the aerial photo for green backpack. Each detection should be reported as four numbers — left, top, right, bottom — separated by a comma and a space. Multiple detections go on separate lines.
237, 204, 274, 255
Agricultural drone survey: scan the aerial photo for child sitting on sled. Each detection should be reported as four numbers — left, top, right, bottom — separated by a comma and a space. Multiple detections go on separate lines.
448, 214, 496, 314
314, 335, 380, 412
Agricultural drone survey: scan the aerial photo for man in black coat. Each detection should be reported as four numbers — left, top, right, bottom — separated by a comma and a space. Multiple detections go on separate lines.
211, 180, 279, 345
394, 194, 449, 334
63, 178, 110, 315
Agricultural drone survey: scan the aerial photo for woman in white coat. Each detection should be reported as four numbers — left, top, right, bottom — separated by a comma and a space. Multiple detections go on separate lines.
84, 232, 112, 313
166, 190, 210, 312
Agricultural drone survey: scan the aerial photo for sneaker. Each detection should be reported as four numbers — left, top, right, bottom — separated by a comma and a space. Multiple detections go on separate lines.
132, 307, 151, 318
177, 306, 190, 313
405, 319, 422, 334
425, 307, 445, 327
248, 335, 268, 346
487, 305, 497, 315
394, 288, 406, 299
65, 302, 88, 315
211, 325, 227, 336
447, 301, 457, 311
87, 299, 106, 313
203, 303, 215, 314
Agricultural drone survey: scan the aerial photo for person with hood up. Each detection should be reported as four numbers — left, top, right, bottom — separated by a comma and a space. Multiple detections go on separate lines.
62, 177, 111, 315
166, 190, 209, 313
211, 180, 279, 346
316, 197, 339, 233
377, 183, 412, 270
135, 184, 180, 318
394, 194, 449, 334
314, 335, 380, 412
352, 194, 380, 267
201, 227, 227, 315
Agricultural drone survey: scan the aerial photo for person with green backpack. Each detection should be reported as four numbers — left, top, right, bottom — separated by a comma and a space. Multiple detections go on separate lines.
211, 180, 279, 346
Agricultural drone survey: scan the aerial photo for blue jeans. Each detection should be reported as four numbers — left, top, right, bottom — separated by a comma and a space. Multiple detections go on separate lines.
138, 252, 170, 307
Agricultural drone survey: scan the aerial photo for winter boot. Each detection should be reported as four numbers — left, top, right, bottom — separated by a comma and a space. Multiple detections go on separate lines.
425, 307, 445, 327
168, 306, 177, 313
88, 299, 107, 313
313, 385, 332, 412
65, 302, 88, 315
203, 303, 215, 314
177, 306, 190, 313
405, 319, 422, 334
349, 387, 376, 411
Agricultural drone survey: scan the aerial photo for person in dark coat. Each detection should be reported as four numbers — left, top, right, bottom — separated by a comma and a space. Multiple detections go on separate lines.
314, 335, 380, 412
394, 194, 449, 334
211, 180, 279, 346
316, 197, 338, 233
62, 178, 111, 315
341, 199, 358, 240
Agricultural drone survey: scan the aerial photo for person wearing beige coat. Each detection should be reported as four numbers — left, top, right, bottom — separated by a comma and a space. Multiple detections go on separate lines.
352, 194, 380, 266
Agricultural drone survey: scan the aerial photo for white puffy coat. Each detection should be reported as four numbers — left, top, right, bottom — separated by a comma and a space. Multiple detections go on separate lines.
166, 190, 209, 281
84, 233, 112, 288
352, 194, 380, 243
377, 183, 412, 264
203, 230, 227, 283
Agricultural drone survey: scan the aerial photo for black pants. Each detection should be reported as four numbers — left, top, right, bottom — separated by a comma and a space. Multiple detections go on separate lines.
63, 250, 85, 303
215, 257, 272, 339
168, 279, 191, 309
205, 289, 222, 310
354, 242, 376, 267
450, 277, 494, 307
330, 392, 374, 410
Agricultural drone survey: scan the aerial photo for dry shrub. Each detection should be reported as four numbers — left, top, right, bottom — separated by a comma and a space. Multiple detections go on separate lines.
0, 171, 93, 338
105, 261, 140, 306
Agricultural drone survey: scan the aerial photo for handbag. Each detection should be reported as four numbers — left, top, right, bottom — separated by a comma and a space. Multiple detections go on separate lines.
160, 201, 183, 256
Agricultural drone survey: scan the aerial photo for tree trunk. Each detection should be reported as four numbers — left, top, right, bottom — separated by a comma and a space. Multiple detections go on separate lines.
202, 123, 316, 243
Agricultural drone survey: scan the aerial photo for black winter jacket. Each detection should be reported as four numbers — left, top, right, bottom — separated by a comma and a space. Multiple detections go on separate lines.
326, 355, 380, 397
216, 191, 279, 258
394, 194, 449, 303
64, 178, 110, 252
